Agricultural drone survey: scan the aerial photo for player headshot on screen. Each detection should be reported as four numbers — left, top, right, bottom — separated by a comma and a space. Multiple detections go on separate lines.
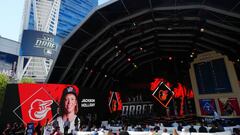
223, 101, 236, 116
53, 86, 80, 134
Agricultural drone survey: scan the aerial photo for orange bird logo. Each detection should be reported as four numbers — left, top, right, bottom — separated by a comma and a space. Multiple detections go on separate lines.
158, 90, 168, 101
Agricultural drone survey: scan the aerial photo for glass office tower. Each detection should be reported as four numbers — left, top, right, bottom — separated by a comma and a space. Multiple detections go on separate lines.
18, 0, 98, 82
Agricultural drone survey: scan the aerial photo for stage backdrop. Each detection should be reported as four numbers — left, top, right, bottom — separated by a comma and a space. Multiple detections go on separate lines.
0, 84, 79, 128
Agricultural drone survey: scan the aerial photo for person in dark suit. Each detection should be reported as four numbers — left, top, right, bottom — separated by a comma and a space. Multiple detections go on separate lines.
119, 126, 129, 135
189, 124, 197, 133
198, 122, 208, 133
177, 123, 183, 131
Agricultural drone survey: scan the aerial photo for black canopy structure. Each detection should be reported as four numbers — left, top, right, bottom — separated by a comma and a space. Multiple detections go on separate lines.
47, 0, 240, 91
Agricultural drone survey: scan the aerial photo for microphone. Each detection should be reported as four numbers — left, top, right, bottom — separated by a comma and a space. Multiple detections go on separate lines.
64, 119, 70, 134
74, 117, 79, 131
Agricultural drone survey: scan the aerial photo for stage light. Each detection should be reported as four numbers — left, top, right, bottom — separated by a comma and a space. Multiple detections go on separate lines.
133, 63, 138, 68
104, 74, 107, 78
167, 27, 173, 30
115, 52, 119, 57
139, 47, 143, 51
237, 59, 240, 62
200, 28, 204, 32
168, 56, 172, 60
190, 54, 193, 58
115, 45, 118, 49
128, 58, 131, 62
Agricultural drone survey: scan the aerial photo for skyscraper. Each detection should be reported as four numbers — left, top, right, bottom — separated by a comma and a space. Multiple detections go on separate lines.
18, 0, 98, 82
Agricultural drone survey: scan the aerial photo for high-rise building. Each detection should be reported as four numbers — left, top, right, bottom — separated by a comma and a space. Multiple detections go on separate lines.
18, 0, 98, 82
0, 37, 19, 78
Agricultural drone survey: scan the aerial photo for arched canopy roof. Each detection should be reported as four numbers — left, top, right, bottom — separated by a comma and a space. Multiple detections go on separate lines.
48, 0, 240, 90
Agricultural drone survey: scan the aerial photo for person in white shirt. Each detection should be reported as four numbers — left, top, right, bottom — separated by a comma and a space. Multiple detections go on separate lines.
162, 128, 170, 135
53, 86, 80, 134
172, 121, 178, 127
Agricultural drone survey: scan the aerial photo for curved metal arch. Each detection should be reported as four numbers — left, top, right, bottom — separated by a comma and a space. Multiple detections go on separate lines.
58, 4, 240, 83
116, 52, 156, 76
58, 8, 153, 82
113, 51, 155, 75
85, 38, 112, 62
125, 57, 161, 77
94, 47, 115, 66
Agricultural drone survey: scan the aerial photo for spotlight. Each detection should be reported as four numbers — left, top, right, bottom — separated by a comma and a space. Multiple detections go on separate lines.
168, 56, 172, 60
190, 54, 193, 58
167, 27, 173, 31
139, 47, 143, 51
133, 63, 138, 68
104, 74, 107, 78
200, 28, 204, 32
237, 59, 240, 62
128, 58, 131, 62
115, 45, 118, 49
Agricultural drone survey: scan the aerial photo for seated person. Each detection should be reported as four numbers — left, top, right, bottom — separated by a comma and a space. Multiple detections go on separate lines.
172, 121, 178, 127
162, 128, 170, 135
189, 124, 197, 133
209, 123, 218, 133
198, 122, 208, 133
177, 123, 183, 131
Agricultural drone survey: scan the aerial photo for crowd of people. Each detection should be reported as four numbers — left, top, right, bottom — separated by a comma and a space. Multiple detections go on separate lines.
1, 86, 240, 134
2, 122, 25, 135
2, 118, 240, 135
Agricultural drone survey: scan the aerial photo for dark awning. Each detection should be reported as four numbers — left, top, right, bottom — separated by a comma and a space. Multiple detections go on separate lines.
48, 0, 240, 91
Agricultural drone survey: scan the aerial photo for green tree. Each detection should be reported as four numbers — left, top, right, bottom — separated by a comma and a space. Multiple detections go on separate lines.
19, 77, 35, 83
0, 73, 10, 109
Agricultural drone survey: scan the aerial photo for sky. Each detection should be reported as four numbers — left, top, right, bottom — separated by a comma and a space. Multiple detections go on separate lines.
0, 0, 110, 42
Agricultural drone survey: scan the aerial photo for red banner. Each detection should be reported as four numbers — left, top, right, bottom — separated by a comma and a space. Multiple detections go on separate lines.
15, 84, 79, 126
218, 98, 240, 116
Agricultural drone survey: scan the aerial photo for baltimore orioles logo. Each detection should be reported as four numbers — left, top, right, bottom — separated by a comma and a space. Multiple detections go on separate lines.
28, 99, 53, 121
158, 90, 168, 101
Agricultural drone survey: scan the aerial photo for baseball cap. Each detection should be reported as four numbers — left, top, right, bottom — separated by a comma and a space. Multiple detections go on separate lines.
62, 86, 77, 98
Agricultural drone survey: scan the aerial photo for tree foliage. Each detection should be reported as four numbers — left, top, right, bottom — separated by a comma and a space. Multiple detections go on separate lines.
19, 77, 35, 83
0, 73, 10, 108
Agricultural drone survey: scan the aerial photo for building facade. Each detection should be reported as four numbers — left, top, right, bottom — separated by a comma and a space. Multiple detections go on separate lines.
0, 37, 20, 78
18, 0, 98, 82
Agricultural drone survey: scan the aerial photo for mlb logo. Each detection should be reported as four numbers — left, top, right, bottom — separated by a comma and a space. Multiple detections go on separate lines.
199, 99, 216, 115
152, 82, 174, 108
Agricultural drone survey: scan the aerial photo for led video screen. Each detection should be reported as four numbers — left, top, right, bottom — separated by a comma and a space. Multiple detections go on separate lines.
194, 58, 232, 94
1, 84, 79, 127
